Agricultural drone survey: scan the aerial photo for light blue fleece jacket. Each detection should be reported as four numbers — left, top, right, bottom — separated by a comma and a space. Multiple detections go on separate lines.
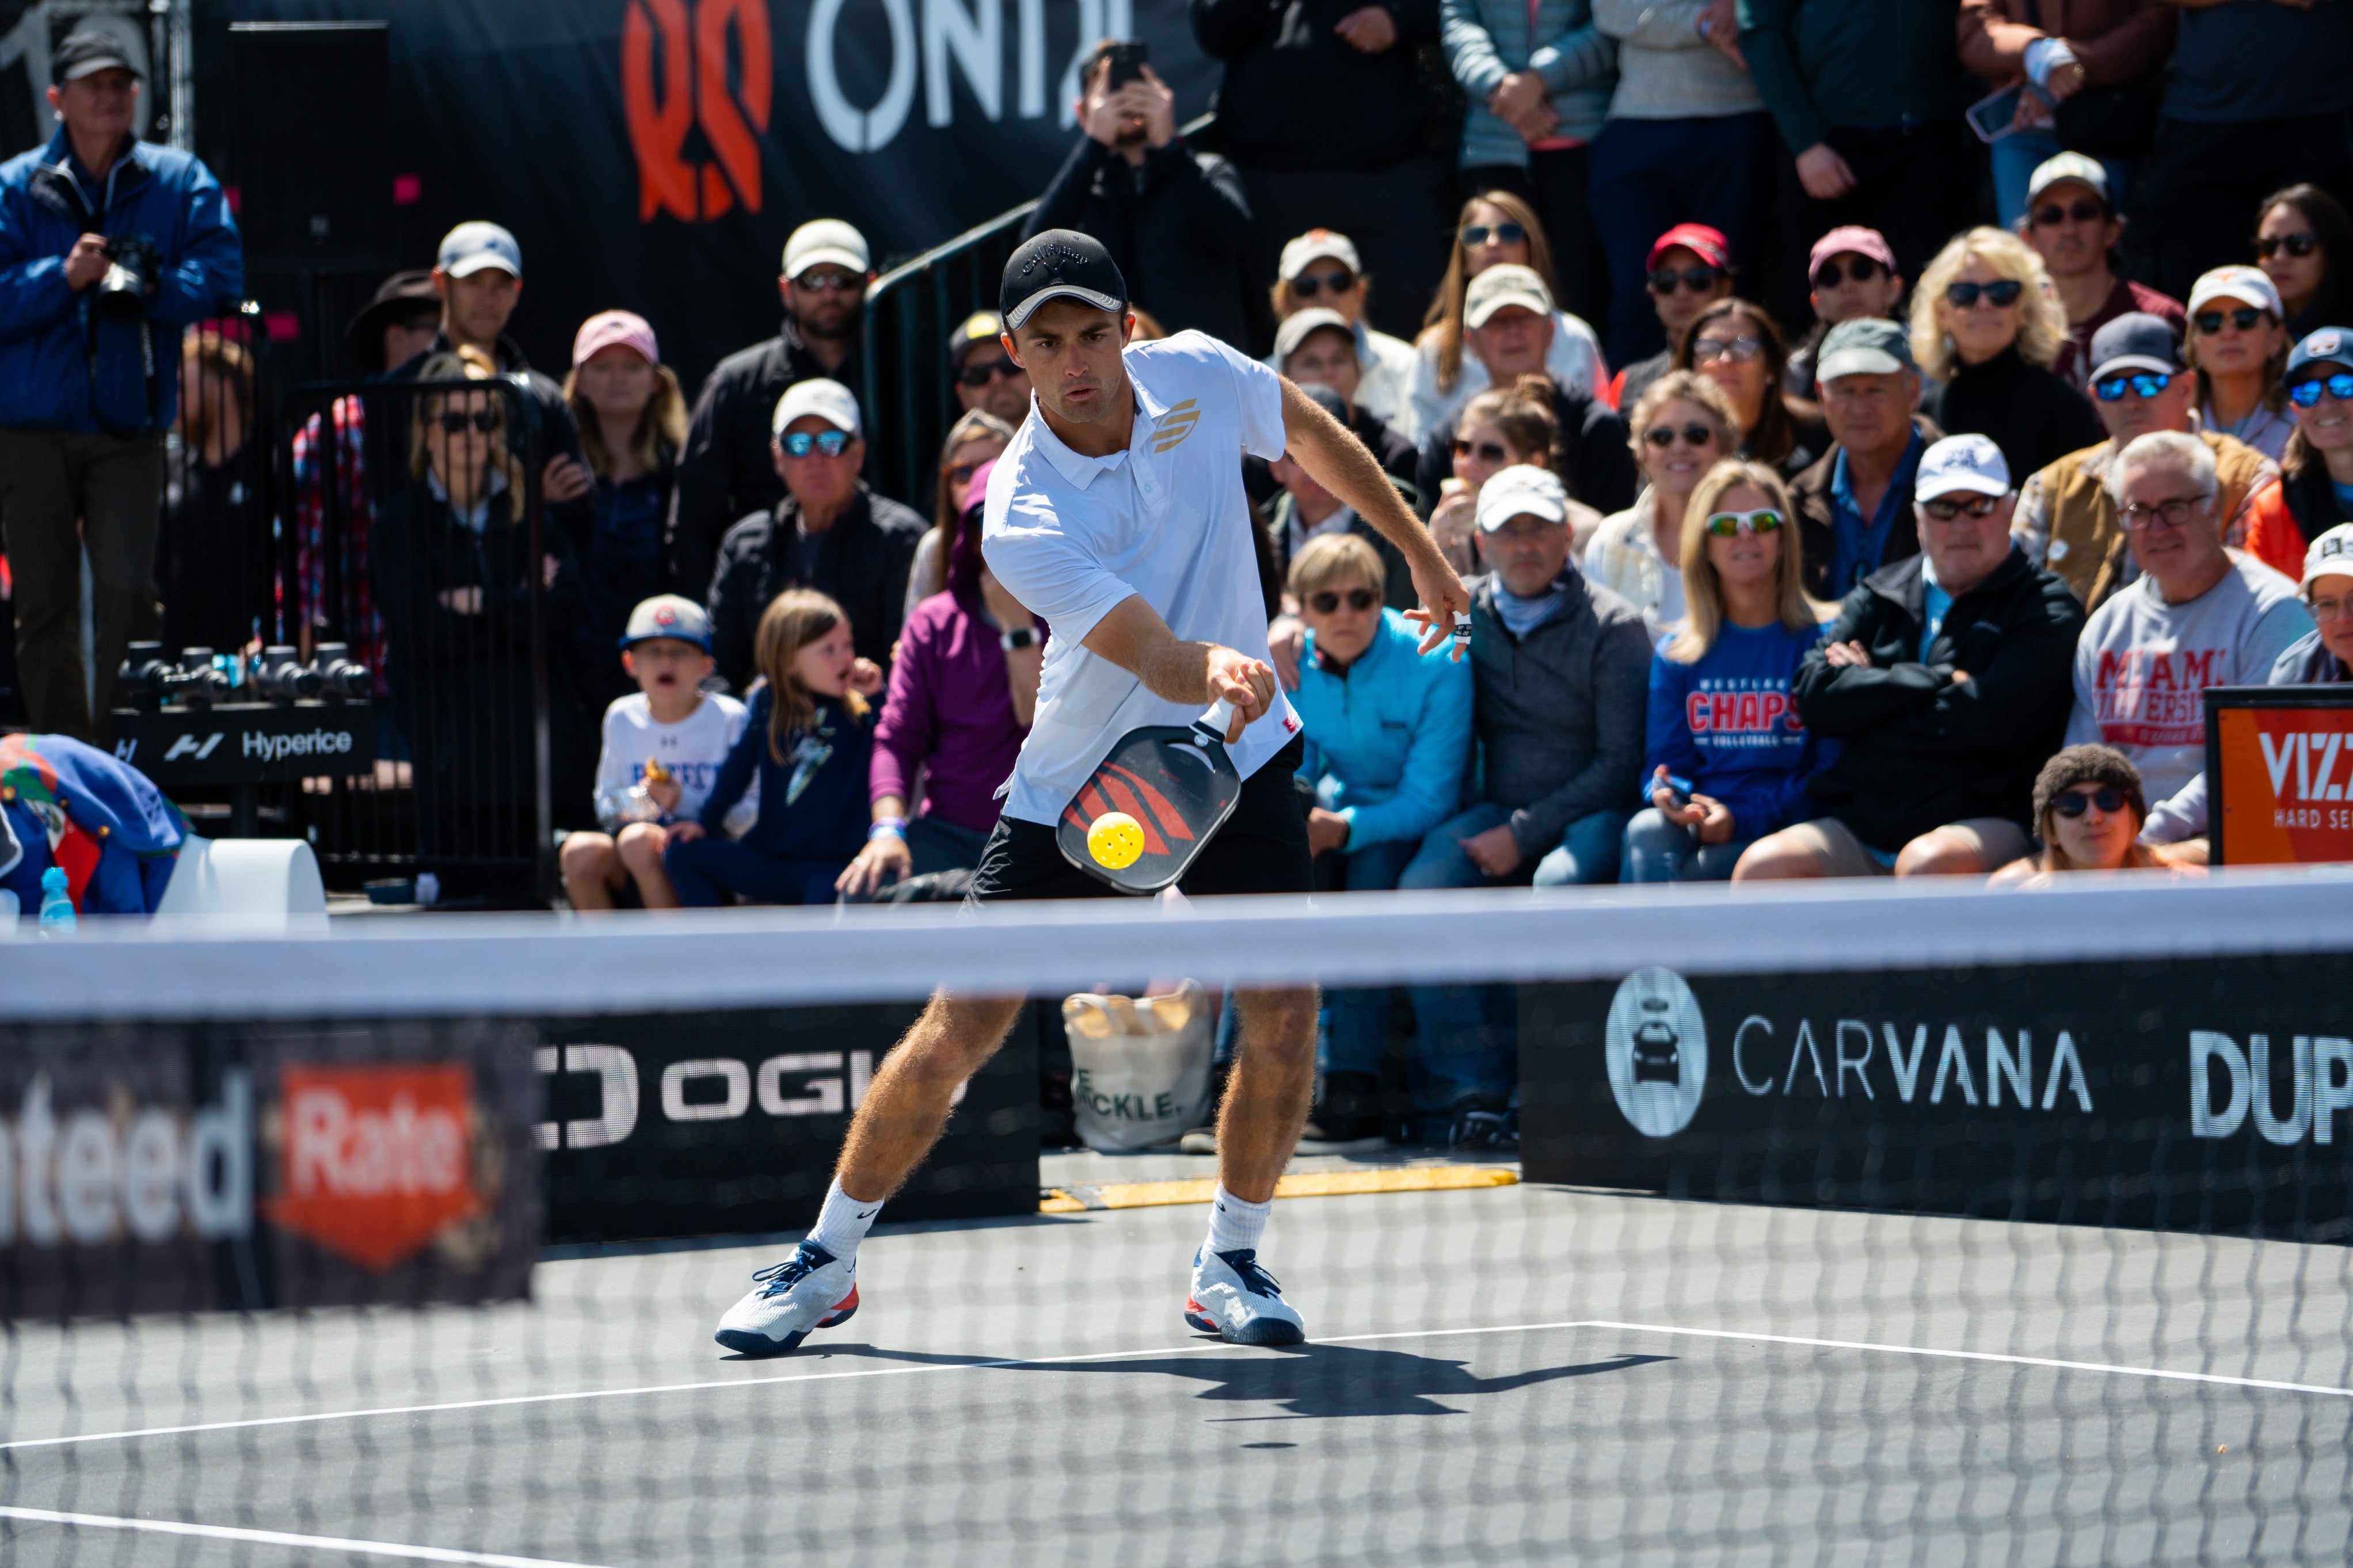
1295, 608, 1476, 851
1442, 0, 1617, 170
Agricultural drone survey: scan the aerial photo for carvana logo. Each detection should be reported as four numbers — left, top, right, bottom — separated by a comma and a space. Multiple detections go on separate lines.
1605, 967, 1707, 1138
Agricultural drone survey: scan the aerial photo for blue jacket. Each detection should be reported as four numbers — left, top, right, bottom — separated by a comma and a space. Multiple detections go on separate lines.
700, 689, 873, 863
1295, 608, 1475, 852
1442, 0, 1616, 170
0, 129, 242, 434
1642, 620, 1836, 841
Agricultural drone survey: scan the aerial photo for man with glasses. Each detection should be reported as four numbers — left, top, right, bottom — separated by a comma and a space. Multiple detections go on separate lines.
1736, 434, 2084, 880
1609, 222, 1736, 410
1788, 318, 1937, 601
2014, 154, 2183, 394
672, 219, 872, 605
2065, 429, 2311, 848
2013, 313, 2275, 613
1414, 265, 1638, 516
1028, 42, 1254, 349
1787, 227, 1905, 397
705, 379, 922, 693
948, 311, 1030, 425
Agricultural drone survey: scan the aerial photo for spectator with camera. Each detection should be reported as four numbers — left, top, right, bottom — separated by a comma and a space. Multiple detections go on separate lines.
1737, 435, 2084, 880
1029, 43, 1255, 349
0, 28, 241, 742
1787, 227, 1906, 396
672, 219, 871, 600
1265, 230, 1421, 437
707, 379, 923, 693
1787, 318, 1937, 601
2013, 154, 2182, 394
947, 311, 1031, 426
2011, 312, 2275, 613
1957, 2, 2175, 230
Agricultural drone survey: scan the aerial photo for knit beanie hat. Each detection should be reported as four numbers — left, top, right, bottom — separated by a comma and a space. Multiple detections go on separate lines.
2031, 745, 2148, 827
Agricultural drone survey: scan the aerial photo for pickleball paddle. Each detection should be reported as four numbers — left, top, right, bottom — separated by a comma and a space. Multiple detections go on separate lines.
1056, 699, 1245, 894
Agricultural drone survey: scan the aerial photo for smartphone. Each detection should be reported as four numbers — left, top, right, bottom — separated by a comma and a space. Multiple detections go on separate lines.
1106, 40, 1148, 90
1964, 85, 2023, 144
1658, 773, 1694, 812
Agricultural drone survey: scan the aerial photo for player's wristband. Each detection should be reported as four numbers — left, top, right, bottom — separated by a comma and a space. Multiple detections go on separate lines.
1453, 611, 1473, 647
869, 817, 908, 842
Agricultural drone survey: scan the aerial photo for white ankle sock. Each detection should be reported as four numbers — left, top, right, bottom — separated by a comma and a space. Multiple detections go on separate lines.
1204, 1185, 1271, 1257
806, 1178, 884, 1262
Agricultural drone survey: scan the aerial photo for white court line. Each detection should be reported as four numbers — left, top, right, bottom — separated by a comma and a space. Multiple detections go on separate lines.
0, 1505, 608, 1567
8, 1317, 2347, 1458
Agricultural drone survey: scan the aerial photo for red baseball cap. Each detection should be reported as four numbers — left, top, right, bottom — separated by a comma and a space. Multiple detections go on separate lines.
1647, 223, 1732, 272
1808, 226, 1898, 277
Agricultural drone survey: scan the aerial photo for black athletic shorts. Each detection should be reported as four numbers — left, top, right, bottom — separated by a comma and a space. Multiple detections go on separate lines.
967, 737, 1312, 903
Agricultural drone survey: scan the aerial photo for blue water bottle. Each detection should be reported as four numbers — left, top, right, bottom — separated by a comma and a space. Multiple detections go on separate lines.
36, 866, 76, 934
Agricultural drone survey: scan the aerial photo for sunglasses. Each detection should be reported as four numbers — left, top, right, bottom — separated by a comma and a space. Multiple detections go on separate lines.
1945, 279, 2024, 308
2257, 231, 2321, 260
2051, 786, 2129, 819
1703, 509, 1783, 537
1644, 422, 1716, 449
2120, 495, 2206, 529
1307, 587, 1379, 614
1921, 493, 2004, 520
2289, 372, 2353, 407
2093, 371, 2173, 402
1452, 437, 1510, 465
957, 357, 1019, 388
794, 268, 862, 293
2193, 306, 2269, 334
1649, 265, 1724, 296
1812, 257, 1882, 289
780, 429, 852, 458
1692, 334, 1764, 365
1460, 222, 1526, 249
945, 460, 983, 487
1290, 269, 1356, 299
2032, 198, 2107, 228
436, 410, 497, 434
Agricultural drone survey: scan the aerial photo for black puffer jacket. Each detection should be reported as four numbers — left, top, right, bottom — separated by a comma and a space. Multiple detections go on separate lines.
1794, 544, 2083, 850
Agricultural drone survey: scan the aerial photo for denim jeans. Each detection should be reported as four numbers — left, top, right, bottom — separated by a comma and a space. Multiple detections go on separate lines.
1620, 806, 1758, 884
1586, 112, 1776, 366
1318, 836, 1421, 1077
1990, 129, 2131, 231
1392, 803, 1632, 1110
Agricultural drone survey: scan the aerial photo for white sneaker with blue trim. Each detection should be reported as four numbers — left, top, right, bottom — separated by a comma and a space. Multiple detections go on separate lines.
714, 1241, 859, 1356
1185, 1247, 1307, 1346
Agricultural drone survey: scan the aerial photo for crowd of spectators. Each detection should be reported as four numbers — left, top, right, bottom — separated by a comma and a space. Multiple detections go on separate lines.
15, 10, 2353, 1142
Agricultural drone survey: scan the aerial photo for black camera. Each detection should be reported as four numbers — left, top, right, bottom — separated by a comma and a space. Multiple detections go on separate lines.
311, 642, 372, 702
93, 235, 160, 323
253, 645, 322, 704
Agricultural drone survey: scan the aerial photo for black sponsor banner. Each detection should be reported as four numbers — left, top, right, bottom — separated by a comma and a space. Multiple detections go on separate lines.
112, 703, 378, 787
539, 1001, 1042, 1242
0, 1021, 539, 1319
1520, 954, 2353, 1242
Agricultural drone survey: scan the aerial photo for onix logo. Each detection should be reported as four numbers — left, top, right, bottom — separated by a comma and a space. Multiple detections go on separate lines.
624, 0, 773, 222
1604, 967, 1707, 1139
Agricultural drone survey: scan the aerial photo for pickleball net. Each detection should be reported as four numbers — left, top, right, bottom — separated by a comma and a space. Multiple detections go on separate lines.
8, 871, 2353, 1564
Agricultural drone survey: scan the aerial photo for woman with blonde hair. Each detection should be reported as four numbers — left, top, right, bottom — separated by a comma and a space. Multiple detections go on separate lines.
1913, 227, 2101, 481
561, 311, 691, 705
1407, 190, 1608, 437
1621, 459, 1834, 883
908, 409, 1014, 618
161, 327, 261, 653
1582, 371, 1739, 631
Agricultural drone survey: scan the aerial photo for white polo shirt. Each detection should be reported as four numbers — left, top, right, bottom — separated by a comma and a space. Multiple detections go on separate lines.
983, 330, 1303, 826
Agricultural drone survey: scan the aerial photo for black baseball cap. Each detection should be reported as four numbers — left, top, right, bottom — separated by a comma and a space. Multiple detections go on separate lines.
1000, 230, 1127, 331
52, 28, 143, 85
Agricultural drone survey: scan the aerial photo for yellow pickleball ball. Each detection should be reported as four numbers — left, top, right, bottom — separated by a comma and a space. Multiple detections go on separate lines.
1087, 810, 1145, 869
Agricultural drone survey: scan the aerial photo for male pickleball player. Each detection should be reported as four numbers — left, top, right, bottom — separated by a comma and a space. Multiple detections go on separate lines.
715, 230, 1471, 1354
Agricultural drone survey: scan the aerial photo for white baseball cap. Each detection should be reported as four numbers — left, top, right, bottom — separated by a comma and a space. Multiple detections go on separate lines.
2303, 522, 2353, 590
1475, 464, 1569, 532
772, 377, 862, 437
437, 221, 522, 280
1914, 434, 2011, 502
2026, 151, 2110, 208
619, 594, 712, 652
1280, 229, 1361, 281
1463, 265, 1554, 330
1274, 308, 1357, 365
783, 219, 869, 279
2188, 265, 2283, 321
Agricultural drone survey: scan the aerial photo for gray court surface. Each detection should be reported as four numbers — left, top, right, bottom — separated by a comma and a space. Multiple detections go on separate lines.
8, 1175, 2353, 1566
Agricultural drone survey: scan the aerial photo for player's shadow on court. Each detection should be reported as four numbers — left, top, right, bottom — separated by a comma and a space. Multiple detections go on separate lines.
824, 1342, 1672, 1419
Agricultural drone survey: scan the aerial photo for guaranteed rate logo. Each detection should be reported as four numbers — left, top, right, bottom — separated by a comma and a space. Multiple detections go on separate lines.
261, 1063, 487, 1272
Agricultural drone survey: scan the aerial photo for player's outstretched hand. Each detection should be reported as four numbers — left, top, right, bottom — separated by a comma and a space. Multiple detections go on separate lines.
1205, 646, 1276, 743
1400, 549, 1474, 661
